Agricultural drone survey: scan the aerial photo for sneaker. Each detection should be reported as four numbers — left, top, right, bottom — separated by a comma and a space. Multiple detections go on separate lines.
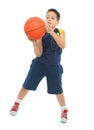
60, 109, 68, 123
10, 102, 19, 116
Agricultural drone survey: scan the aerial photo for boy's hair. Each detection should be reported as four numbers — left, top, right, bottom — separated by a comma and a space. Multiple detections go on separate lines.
47, 8, 60, 20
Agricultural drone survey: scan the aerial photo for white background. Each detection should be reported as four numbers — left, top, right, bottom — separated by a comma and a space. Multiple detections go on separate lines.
0, 0, 94, 129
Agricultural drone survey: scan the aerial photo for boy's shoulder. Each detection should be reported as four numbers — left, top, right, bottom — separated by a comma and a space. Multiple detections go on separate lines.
58, 29, 64, 34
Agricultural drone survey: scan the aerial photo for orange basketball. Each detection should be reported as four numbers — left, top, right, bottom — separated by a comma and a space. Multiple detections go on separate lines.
24, 17, 46, 40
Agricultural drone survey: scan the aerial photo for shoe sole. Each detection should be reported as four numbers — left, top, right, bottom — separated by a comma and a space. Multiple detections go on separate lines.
10, 111, 17, 116
60, 118, 67, 123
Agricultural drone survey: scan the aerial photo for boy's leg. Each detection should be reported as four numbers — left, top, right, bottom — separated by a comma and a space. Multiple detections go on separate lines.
17, 87, 29, 100
56, 93, 68, 123
56, 93, 66, 106
10, 87, 28, 116
10, 60, 45, 116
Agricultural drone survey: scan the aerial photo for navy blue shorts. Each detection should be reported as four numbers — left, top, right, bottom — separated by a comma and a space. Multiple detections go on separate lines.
23, 59, 63, 94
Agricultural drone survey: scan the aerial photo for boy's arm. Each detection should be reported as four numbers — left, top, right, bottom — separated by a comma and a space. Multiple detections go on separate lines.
31, 39, 43, 57
50, 30, 66, 49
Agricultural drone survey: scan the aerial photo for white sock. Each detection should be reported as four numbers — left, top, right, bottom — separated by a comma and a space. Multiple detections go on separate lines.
16, 98, 22, 104
60, 106, 66, 111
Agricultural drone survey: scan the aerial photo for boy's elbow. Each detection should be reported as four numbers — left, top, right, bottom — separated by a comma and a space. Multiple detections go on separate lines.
37, 55, 41, 58
62, 44, 66, 49
60, 43, 66, 49
37, 53, 42, 57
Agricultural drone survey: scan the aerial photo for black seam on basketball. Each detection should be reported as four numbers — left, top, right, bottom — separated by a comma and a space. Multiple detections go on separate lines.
26, 25, 45, 33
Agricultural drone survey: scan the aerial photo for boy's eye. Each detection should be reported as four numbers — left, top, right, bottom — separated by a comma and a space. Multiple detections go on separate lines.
46, 15, 49, 18
46, 17, 55, 20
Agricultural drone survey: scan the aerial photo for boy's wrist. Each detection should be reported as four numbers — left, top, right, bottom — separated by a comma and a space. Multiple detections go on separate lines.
50, 30, 54, 36
32, 41, 37, 46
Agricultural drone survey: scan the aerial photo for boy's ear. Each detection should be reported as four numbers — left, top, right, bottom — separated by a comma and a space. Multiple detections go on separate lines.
57, 20, 60, 25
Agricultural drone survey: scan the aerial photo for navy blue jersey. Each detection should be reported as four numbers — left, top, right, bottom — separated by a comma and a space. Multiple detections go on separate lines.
37, 28, 63, 65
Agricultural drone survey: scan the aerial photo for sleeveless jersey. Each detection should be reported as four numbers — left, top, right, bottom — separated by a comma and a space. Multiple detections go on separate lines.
36, 28, 64, 65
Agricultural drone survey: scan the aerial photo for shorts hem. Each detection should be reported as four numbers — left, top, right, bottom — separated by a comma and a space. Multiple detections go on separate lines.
23, 86, 37, 91
47, 91, 63, 94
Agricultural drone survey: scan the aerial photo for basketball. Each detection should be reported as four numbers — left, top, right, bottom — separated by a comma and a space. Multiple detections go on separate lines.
24, 17, 46, 40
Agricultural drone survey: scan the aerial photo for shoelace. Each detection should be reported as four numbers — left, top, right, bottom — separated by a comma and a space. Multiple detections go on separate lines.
61, 110, 68, 119
11, 103, 19, 111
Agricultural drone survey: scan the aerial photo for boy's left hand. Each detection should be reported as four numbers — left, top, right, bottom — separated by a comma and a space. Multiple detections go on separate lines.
46, 23, 54, 33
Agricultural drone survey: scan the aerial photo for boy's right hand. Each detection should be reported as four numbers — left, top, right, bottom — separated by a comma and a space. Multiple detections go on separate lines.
28, 37, 37, 46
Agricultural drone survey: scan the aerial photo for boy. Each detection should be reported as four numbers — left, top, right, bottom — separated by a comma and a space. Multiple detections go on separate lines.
10, 8, 68, 123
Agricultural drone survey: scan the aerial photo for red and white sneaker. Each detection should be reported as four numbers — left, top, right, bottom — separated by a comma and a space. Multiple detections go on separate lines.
10, 102, 19, 116
60, 109, 68, 123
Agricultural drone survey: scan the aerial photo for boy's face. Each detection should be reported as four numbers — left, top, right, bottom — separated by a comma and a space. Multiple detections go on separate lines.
45, 11, 59, 29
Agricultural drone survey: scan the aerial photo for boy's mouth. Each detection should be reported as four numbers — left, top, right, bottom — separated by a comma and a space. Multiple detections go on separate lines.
47, 22, 51, 25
